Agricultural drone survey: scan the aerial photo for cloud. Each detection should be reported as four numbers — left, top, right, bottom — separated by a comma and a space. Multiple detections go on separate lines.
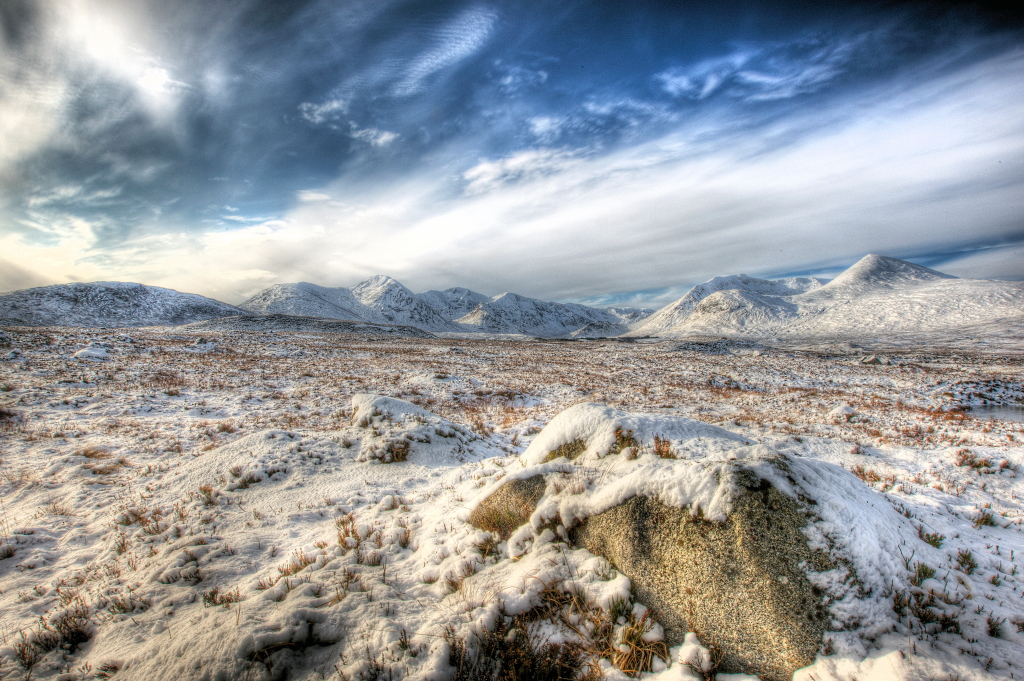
655, 30, 875, 102
1, 4, 1022, 307
350, 125, 399, 146
392, 6, 497, 96
295, 190, 331, 202
930, 243, 1024, 281
462, 148, 580, 194
299, 98, 348, 124
0, 257, 55, 293
493, 62, 548, 94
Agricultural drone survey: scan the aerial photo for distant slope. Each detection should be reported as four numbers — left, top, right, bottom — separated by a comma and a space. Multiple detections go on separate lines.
417, 287, 491, 320
602, 306, 654, 325
630, 274, 826, 337
453, 292, 629, 337
178, 314, 435, 337
0, 282, 244, 328
350, 276, 460, 331
641, 255, 1024, 345
241, 276, 637, 337
239, 282, 369, 320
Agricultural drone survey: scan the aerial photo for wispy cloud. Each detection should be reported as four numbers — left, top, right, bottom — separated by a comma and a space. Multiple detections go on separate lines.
462, 148, 581, 194
350, 124, 399, 146
298, 98, 348, 124
1, 2, 1021, 304
656, 30, 877, 102
392, 6, 497, 96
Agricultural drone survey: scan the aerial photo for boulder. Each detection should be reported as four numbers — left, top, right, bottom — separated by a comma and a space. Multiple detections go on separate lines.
570, 468, 833, 681
468, 464, 833, 680
468, 475, 546, 540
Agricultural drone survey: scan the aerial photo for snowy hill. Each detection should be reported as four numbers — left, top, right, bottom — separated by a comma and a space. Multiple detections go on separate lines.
416, 287, 491, 320
631, 274, 827, 337
636, 255, 1024, 346
0, 282, 244, 328
351, 275, 460, 331
602, 305, 655, 325
239, 282, 370, 320
241, 276, 640, 337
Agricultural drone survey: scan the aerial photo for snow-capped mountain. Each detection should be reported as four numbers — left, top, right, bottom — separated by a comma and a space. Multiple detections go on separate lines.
350, 276, 459, 331
240, 277, 641, 337
630, 274, 827, 337
636, 255, 1024, 343
0, 282, 245, 328
602, 306, 655, 325
451, 292, 623, 337
417, 287, 492, 320
240, 282, 370, 320
241, 277, 459, 331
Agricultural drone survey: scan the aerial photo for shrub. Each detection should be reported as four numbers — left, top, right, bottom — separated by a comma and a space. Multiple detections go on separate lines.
384, 439, 410, 463
919, 529, 944, 548
612, 611, 670, 678
444, 615, 586, 681
202, 587, 241, 608
956, 549, 978, 574
653, 435, 676, 459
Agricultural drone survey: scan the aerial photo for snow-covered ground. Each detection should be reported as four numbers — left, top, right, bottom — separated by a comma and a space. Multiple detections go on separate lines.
0, 327, 1022, 681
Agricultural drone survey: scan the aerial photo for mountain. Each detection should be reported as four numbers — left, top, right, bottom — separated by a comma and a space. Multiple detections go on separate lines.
602, 306, 655, 325
637, 255, 1024, 345
239, 282, 369, 320
240, 276, 640, 337
0, 282, 244, 328
417, 287, 491, 320
451, 292, 621, 337
350, 276, 459, 331
630, 274, 826, 337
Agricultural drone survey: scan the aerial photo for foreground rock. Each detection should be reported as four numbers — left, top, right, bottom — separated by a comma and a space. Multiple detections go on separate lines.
470, 403, 919, 680
571, 476, 831, 681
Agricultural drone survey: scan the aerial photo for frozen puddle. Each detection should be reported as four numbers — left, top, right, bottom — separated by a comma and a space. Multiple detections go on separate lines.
970, 404, 1024, 423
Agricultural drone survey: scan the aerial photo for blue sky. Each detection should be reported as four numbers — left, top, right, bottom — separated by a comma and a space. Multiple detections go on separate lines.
0, 1, 1022, 307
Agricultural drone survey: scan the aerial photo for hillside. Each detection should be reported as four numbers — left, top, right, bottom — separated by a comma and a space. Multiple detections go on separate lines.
639, 255, 1024, 347
0, 282, 244, 328
240, 276, 651, 337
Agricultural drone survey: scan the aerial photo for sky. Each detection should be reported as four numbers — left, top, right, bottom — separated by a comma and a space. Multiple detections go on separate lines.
0, 1, 1022, 308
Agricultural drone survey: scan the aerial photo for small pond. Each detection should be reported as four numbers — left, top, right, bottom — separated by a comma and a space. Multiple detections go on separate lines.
969, 404, 1024, 423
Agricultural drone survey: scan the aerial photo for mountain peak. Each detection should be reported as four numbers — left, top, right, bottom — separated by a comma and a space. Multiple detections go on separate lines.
824, 254, 955, 290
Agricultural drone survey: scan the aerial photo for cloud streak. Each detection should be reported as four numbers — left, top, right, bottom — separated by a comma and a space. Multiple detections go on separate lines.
0, 2, 1021, 305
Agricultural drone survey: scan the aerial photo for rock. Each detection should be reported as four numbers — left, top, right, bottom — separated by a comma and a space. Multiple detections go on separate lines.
570, 466, 833, 681
2, 349, 23, 361
468, 475, 545, 540
74, 346, 110, 361
860, 354, 891, 365
469, 461, 834, 680
0, 330, 10, 347
828, 404, 856, 422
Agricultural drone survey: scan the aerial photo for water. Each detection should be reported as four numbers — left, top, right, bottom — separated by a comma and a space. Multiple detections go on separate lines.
969, 404, 1024, 423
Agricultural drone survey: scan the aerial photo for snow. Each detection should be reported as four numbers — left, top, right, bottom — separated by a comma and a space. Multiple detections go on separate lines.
631, 275, 827, 337
632, 256, 1024, 349
0, 282, 244, 328
239, 276, 642, 338
0, 327, 1022, 681
73, 346, 110, 361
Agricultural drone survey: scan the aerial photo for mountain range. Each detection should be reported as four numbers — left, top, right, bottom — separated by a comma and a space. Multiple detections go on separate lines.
1, 255, 1022, 347
238, 275, 651, 337
628, 254, 1024, 346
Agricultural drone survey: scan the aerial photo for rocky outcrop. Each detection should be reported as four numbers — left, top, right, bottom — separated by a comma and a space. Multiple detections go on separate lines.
470, 463, 831, 681
570, 468, 832, 681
